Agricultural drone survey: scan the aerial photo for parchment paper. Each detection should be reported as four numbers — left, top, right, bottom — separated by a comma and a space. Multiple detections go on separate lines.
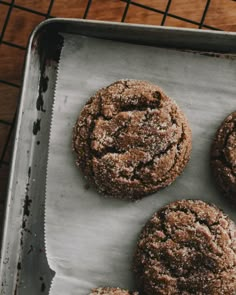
45, 33, 236, 295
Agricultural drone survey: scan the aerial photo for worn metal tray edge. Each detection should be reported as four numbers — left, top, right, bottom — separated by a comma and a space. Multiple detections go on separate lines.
0, 13, 36, 274
38, 18, 236, 53
0, 19, 59, 295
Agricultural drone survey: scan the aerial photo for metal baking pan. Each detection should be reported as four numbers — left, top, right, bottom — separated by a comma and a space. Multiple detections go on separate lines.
0, 18, 236, 295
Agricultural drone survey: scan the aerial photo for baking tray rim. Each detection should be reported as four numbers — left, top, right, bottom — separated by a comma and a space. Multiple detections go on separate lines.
32, 18, 236, 37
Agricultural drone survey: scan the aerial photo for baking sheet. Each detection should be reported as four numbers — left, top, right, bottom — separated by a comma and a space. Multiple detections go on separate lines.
45, 33, 236, 295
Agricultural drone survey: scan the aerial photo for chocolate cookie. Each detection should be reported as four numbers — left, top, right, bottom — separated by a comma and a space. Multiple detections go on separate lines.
211, 111, 236, 204
73, 80, 192, 199
89, 288, 138, 295
133, 199, 236, 295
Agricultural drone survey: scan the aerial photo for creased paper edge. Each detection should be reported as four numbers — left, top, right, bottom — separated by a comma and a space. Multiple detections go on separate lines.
44, 34, 65, 295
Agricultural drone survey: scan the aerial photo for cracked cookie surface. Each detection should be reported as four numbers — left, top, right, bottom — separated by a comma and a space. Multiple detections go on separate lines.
211, 111, 236, 204
133, 199, 236, 295
73, 80, 192, 199
89, 287, 138, 295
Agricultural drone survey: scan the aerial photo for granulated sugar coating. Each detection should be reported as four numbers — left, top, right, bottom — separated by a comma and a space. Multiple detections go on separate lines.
133, 199, 236, 295
73, 80, 192, 200
89, 287, 138, 295
211, 111, 236, 205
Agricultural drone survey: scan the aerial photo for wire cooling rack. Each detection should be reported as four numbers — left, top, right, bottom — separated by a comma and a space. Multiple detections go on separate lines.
0, 0, 236, 211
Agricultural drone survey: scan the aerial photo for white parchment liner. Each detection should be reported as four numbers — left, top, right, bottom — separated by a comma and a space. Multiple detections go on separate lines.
45, 33, 236, 295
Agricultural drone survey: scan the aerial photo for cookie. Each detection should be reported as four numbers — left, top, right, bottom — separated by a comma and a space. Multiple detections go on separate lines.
211, 111, 236, 204
73, 80, 192, 199
133, 199, 236, 295
89, 287, 138, 295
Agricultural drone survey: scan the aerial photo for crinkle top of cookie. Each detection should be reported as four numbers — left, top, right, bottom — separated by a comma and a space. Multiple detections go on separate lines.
133, 199, 236, 295
73, 80, 191, 199
211, 111, 236, 202
89, 287, 138, 295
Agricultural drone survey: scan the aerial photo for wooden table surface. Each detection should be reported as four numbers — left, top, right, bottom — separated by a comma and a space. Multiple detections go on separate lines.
0, 0, 236, 238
